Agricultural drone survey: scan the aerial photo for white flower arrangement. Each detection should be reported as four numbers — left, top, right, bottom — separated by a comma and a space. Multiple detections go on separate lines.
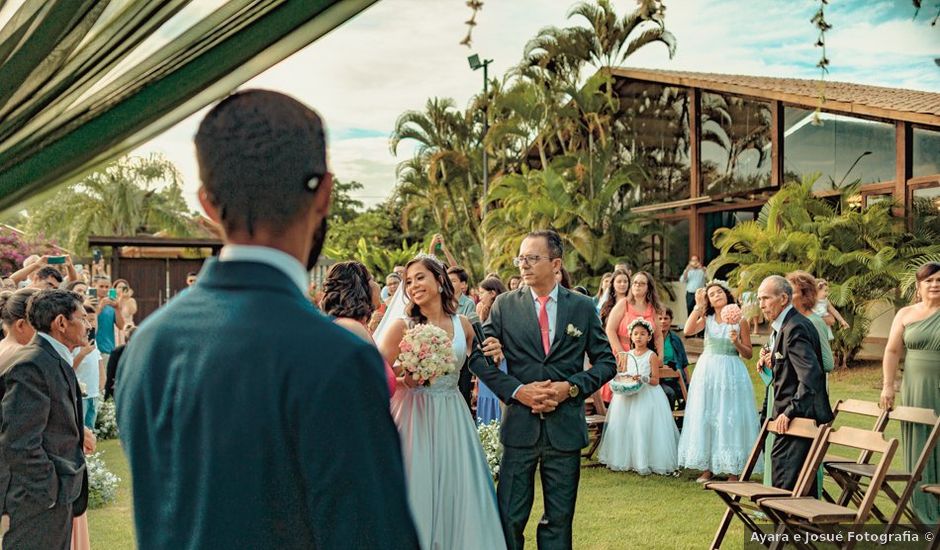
94, 398, 119, 440
87, 451, 120, 509
477, 420, 502, 480
398, 324, 456, 386
565, 324, 583, 338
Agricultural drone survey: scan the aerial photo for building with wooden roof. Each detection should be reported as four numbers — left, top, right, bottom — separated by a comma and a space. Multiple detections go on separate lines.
605, 67, 939, 279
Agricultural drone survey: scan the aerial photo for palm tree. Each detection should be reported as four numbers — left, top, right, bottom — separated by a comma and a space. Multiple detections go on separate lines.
709, 176, 940, 367
25, 154, 201, 255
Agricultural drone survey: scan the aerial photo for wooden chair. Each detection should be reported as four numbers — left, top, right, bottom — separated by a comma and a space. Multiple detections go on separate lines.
825, 405, 940, 532
818, 399, 890, 502
757, 426, 899, 550
705, 418, 827, 549
582, 390, 607, 461
921, 485, 940, 550
658, 366, 688, 422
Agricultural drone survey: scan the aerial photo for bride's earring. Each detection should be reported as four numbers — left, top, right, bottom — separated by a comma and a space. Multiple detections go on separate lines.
438, 286, 443, 293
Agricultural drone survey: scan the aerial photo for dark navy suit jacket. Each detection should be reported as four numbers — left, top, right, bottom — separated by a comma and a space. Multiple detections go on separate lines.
116, 258, 419, 549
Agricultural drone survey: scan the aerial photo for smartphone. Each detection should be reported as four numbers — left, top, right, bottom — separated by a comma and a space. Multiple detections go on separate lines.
47, 256, 66, 264
87, 288, 98, 298
108, 288, 118, 300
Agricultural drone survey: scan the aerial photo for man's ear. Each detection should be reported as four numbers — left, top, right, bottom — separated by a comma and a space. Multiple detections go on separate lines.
198, 187, 221, 224
311, 172, 333, 217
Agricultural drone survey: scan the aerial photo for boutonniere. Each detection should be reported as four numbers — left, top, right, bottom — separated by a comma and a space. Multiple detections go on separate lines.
774, 352, 784, 360
566, 324, 583, 338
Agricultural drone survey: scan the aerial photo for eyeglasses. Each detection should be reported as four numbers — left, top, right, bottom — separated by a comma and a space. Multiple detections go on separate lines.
512, 255, 555, 267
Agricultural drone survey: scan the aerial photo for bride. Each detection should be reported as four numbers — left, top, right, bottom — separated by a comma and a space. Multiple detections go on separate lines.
377, 255, 506, 550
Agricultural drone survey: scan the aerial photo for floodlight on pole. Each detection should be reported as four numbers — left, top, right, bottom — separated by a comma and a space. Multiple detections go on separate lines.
468, 54, 492, 215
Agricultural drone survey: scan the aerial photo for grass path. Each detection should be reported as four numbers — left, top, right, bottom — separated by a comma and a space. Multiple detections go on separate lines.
88, 361, 895, 549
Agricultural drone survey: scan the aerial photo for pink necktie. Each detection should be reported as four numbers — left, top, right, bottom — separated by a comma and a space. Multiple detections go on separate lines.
537, 296, 551, 356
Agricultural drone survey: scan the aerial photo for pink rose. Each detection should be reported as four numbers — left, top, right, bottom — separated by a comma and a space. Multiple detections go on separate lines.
400, 342, 413, 352
722, 304, 743, 325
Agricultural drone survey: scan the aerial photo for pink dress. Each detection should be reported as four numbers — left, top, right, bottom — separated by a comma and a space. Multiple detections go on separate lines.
602, 302, 657, 402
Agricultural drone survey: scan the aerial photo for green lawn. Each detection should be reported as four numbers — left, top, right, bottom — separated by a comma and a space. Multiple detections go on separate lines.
88, 361, 899, 549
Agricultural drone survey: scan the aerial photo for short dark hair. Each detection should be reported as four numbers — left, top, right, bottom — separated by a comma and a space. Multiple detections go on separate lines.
663, 307, 674, 318
478, 277, 507, 296
36, 266, 64, 284
0, 288, 38, 326
526, 229, 563, 259
195, 89, 327, 236
26, 289, 83, 333
447, 266, 470, 285
320, 261, 375, 322
187, 272, 197, 278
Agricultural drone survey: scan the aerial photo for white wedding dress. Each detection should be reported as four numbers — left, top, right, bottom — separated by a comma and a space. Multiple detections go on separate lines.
598, 349, 679, 474
677, 316, 759, 474
390, 315, 506, 550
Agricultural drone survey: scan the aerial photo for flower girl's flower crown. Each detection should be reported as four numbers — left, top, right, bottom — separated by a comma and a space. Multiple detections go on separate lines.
626, 318, 655, 334
706, 279, 733, 293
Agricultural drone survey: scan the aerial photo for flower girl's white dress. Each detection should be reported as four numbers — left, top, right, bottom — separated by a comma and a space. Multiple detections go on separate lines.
598, 349, 679, 474
390, 315, 506, 550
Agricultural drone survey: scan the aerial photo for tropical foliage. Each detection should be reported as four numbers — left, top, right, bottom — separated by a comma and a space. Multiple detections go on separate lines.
24, 154, 205, 255
709, 176, 940, 367
386, 0, 676, 282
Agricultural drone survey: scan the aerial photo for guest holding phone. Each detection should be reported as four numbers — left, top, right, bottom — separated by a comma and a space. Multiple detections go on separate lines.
92, 276, 125, 378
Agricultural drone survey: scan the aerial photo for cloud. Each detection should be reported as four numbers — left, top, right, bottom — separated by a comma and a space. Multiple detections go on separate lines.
131, 0, 939, 212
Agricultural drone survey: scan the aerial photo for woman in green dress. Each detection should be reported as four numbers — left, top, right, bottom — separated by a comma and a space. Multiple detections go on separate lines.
881, 261, 940, 524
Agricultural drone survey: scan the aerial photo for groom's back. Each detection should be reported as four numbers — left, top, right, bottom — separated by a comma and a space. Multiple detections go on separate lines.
116, 260, 418, 549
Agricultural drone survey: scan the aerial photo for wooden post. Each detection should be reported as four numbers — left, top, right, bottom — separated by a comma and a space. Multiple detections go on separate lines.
894, 121, 912, 218
771, 100, 784, 187
688, 88, 705, 261
689, 88, 702, 198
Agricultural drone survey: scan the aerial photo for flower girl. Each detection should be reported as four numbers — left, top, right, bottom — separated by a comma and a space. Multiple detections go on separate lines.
598, 318, 679, 475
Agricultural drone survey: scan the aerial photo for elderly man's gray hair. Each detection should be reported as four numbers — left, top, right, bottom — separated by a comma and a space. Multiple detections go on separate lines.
764, 275, 793, 301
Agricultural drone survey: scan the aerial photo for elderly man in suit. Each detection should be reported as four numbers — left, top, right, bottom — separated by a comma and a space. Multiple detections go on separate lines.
116, 90, 418, 550
473, 230, 617, 550
757, 275, 834, 492
0, 289, 90, 550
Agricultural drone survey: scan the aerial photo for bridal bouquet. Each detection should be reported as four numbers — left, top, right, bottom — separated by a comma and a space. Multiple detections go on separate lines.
398, 324, 456, 386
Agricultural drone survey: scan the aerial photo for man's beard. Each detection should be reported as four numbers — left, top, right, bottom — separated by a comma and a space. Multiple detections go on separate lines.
307, 217, 328, 271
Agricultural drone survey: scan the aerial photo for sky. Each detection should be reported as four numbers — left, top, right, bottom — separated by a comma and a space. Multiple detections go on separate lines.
131, 0, 940, 212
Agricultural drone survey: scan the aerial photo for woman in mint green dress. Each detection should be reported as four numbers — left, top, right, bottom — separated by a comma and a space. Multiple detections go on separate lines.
881, 262, 940, 524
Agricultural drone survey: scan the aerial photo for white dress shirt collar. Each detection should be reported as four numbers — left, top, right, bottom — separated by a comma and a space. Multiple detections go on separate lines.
529, 284, 560, 304
771, 304, 794, 334
38, 332, 74, 365
218, 245, 309, 295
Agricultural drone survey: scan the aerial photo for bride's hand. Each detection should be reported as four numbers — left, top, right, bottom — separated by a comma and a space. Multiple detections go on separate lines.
400, 373, 420, 388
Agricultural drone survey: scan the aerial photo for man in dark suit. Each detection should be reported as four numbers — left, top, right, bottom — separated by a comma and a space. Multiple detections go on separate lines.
0, 290, 90, 550
757, 275, 834, 491
473, 230, 617, 550
115, 90, 418, 550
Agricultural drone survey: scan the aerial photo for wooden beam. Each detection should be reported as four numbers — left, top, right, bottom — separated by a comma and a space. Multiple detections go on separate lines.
88, 235, 223, 249
689, 87, 702, 199
894, 121, 912, 217
771, 100, 784, 187
690, 209, 705, 261
610, 67, 940, 127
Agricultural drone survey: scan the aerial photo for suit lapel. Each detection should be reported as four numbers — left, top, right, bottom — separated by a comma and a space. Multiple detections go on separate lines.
548, 288, 570, 358
35, 336, 80, 422
516, 289, 544, 356
772, 308, 797, 364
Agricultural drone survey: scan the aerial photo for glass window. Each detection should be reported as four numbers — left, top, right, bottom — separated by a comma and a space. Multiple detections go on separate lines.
784, 107, 895, 191
912, 184, 940, 236
701, 93, 772, 195
650, 216, 689, 281
913, 126, 940, 178
615, 81, 691, 206
865, 194, 891, 209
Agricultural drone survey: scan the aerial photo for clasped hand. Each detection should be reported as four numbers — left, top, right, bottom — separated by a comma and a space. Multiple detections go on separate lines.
515, 380, 570, 415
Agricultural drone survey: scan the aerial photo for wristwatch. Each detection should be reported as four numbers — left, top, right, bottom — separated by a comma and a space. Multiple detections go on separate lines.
568, 383, 580, 398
